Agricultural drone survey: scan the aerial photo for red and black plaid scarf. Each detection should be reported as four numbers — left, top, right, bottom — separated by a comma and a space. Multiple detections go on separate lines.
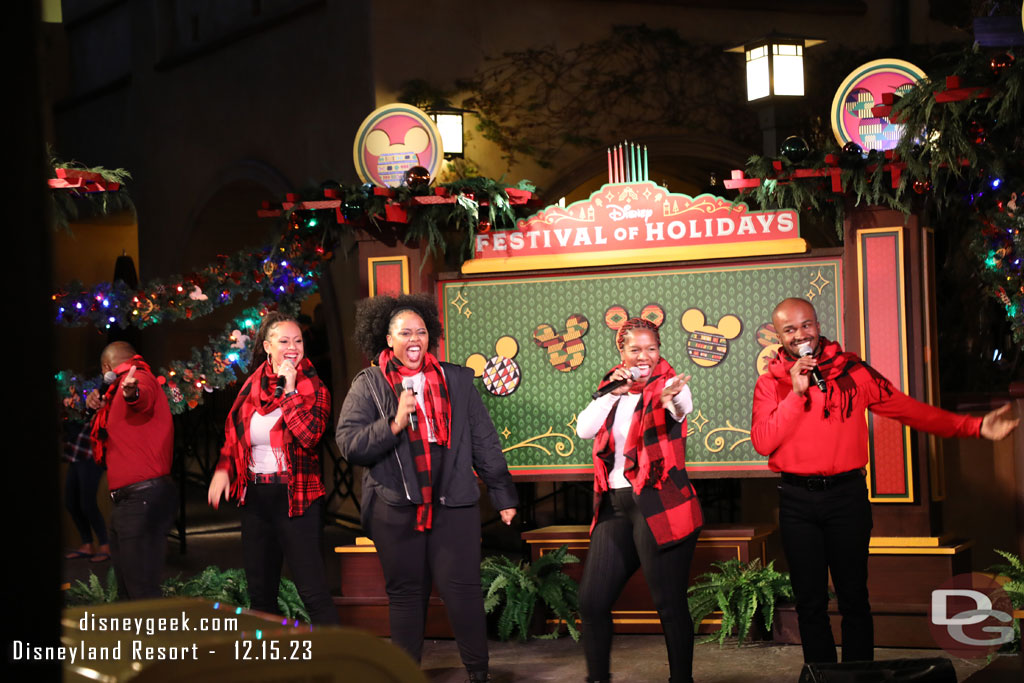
592, 358, 681, 494
378, 349, 451, 531
222, 357, 322, 500
767, 338, 892, 420
590, 358, 702, 547
90, 355, 152, 464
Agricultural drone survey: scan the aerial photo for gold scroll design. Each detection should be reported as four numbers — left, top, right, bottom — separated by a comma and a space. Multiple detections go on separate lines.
502, 427, 576, 458
662, 196, 744, 218
703, 421, 752, 453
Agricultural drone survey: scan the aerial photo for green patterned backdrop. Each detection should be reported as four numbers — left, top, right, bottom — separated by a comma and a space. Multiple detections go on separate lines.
439, 257, 843, 477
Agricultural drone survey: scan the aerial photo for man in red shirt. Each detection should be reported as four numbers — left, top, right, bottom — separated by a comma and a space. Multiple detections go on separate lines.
751, 298, 1018, 664
87, 342, 175, 600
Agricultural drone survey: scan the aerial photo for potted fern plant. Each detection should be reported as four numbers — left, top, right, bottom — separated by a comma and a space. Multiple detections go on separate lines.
480, 544, 581, 642
987, 549, 1023, 651
688, 558, 794, 646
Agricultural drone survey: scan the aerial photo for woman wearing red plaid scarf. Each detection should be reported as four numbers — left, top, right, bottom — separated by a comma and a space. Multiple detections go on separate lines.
207, 312, 339, 625
576, 318, 704, 683
337, 294, 518, 683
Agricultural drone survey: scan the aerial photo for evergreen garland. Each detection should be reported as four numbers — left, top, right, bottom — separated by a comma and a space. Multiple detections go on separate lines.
736, 46, 1023, 344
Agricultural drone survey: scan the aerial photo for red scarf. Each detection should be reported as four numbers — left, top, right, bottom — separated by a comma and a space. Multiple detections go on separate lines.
767, 338, 890, 420
379, 349, 451, 531
222, 357, 322, 500
90, 356, 153, 464
592, 357, 681, 494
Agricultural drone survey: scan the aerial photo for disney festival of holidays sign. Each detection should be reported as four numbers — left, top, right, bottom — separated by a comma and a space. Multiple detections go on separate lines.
462, 181, 805, 274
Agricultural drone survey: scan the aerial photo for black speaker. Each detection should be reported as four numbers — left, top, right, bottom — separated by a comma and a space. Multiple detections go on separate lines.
798, 657, 956, 682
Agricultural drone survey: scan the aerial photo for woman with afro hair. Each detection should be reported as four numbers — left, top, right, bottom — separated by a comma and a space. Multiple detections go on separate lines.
336, 294, 518, 682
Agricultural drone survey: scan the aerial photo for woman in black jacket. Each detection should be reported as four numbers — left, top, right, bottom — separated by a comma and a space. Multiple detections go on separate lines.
336, 294, 517, 683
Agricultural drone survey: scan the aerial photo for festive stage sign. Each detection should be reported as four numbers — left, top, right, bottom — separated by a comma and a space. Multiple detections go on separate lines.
440, 257, 843, 477
830, 59, 927, 152
352, 104, 444, 188
462, 182, 805, 273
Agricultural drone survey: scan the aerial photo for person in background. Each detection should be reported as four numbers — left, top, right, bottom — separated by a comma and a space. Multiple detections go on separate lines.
62, 414, 110, 563
86, 341, 175, 599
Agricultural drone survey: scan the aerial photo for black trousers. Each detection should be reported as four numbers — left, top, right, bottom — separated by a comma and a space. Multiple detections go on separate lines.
579, 488, 698, 683
241, 485, 339, 625
66, 458, 108, 546
370, 499, 488, 674
778, 473, 873, 663
109, 476, 176, 599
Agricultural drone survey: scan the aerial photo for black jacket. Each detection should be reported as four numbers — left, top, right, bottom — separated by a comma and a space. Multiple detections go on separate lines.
335, 362, 518, 523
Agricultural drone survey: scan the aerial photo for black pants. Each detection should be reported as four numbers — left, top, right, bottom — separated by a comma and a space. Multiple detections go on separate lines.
371, 499, 488, 675
66, 458, 108, 546
778, 473, 873, 663
241, 484, 339, 625
109, 476, 176, 599
579, 488, 698, 683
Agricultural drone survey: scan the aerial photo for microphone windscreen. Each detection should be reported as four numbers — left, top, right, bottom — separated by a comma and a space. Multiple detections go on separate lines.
629, 366, 642, 380
797, 342, 813, 358
103, 371, 118, 384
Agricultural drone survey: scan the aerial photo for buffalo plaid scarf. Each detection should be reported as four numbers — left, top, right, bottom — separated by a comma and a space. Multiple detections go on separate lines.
767, 338, 892, 420
590, 358, 703, 547
222, 358, 323, 505
379, 349, 451, 531
90, 356, 151, 464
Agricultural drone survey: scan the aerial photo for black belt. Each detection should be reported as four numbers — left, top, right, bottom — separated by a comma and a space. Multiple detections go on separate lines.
252, 472, 290, 485
780, 468, 864, 491
111, 475, 172, 503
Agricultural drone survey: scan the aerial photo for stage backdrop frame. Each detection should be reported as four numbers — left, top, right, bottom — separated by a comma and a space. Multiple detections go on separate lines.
438, 252, 844, 479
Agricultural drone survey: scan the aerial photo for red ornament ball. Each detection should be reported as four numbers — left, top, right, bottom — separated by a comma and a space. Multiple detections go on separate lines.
990, 52, 1015, 76
477, 220, 492, 234
404, 166, 432, 188
912, 179, 932, 194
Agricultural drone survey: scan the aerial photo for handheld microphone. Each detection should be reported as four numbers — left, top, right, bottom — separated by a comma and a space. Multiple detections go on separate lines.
273, 360, 294, 398
592, 367, 643, 400
797, 343, 827, 393
103, 371, 118, 385
402, 378, 418, 431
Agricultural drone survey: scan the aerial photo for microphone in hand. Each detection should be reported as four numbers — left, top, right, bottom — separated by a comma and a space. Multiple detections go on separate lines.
592, 367, 642, 400
797, 342, 827, 393
274, 360, 294, 398
402, 378, 418, 431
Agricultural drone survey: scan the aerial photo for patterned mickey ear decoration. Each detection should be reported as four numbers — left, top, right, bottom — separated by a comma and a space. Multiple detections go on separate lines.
604, 306, 630, 331
638, 304, 665, 328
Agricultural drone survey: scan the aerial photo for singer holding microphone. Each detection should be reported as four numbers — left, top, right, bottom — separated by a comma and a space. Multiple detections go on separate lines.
576, 317, 703, 683
207, 312, 339, 625
751, 298, 1019, 665
336, 294, 517, 683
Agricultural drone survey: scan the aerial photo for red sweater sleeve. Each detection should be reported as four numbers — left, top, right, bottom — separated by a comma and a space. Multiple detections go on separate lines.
750, 374, 808, 456
867, 384, 982, 438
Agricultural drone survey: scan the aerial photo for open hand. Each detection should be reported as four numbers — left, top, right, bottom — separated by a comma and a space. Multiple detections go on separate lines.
980, 403, 1019, 441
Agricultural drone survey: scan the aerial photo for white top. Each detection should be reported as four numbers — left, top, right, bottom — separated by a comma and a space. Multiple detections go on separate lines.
401, 371, 437, 443
249, 407, 284, 473
576, 382, 692, 489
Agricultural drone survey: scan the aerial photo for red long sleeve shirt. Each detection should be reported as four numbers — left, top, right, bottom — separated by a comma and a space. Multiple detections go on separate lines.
101, 365, 174, 490
751, 361, 981, 476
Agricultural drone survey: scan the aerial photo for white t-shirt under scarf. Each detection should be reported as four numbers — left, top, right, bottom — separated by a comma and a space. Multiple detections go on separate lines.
576, 383, 693, 489
399, 370, 438, 443
249, 407, 285, 473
